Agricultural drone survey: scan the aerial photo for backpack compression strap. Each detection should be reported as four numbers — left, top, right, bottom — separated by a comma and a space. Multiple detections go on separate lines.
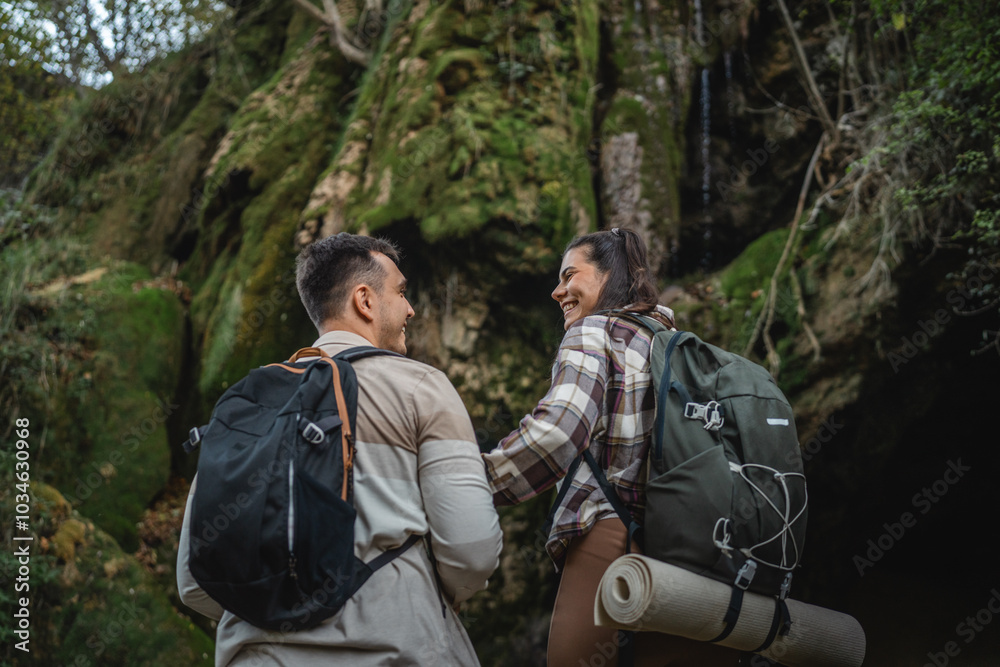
360, 533, 422, 577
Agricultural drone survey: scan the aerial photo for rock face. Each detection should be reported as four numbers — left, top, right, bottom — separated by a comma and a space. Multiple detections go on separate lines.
5, 0, 999, 664
297, 0, 601, 246
0, 482, 214, 665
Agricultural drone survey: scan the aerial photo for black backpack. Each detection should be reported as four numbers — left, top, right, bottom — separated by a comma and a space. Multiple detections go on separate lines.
549, 314, 807, 650
181, 345, 420, 631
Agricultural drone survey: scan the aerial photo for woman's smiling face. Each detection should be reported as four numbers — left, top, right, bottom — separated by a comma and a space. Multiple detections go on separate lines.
551, 246, 608, 330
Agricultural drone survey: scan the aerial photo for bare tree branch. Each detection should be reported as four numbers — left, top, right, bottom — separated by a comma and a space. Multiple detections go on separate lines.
790, 267, 822, 363
290, 0, 332, 26
744, 133, 828, 375
775, 0, 839, 140
291, 0, 371, 65
319, 0, 343, 29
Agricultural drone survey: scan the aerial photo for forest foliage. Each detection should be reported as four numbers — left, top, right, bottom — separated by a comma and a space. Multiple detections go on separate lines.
858, 0, 999, 312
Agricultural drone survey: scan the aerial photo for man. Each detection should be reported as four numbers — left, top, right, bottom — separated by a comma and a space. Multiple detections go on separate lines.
177, 233, 503, 665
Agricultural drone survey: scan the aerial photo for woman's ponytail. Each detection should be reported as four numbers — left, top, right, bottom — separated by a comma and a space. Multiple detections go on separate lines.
565, 227, 665, 322
620, 228, 659, 314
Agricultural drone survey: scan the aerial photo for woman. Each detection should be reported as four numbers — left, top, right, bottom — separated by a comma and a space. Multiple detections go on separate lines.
483, 228, 741, 667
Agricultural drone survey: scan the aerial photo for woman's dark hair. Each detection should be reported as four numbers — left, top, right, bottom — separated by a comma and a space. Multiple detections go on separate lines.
565, 227, 669, 324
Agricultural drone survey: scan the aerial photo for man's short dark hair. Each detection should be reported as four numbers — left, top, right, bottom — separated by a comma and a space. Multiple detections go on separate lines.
295, 233, 401, 330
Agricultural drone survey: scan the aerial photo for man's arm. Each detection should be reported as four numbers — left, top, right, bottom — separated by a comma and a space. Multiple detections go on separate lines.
176, 475, 225, 620
414, 369, 503, 605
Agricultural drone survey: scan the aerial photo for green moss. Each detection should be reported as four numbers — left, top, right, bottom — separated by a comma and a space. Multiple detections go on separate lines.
412, 3, 465, 57
432, 47, 487, 79
50, 518, 88, 562
25, 0, 296, 268
718, 228, 791, 301
0, 239, 185, 550
50, 267, 185, 550
304, 0, 599, 251
667, 229, 798, 354
593, 0, 693, 252
573, 0, 601, 99
27, 482, 215, 666
280, 6, 320, 67
188, 41, 350, 403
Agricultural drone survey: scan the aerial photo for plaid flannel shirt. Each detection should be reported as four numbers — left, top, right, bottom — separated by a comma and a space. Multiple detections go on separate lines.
484, 305, 675, 567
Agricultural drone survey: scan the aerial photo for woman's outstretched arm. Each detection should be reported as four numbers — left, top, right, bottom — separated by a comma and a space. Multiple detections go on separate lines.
483, 319, 609, 505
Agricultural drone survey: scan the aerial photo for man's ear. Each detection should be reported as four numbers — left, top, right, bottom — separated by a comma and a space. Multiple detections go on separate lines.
352, 284, 376, 322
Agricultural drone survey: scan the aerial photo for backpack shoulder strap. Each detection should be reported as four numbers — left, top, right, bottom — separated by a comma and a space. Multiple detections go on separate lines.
541, 454, 585, 538
581, 450, 643, 552
539, 450, 642, 551
333, 345, 405, 364
285, 344, 405, 365
611, 310, 672, 335
542, 312, 662, 550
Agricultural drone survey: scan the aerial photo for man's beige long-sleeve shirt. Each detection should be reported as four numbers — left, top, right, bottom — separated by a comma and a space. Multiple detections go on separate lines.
177, 331, 502, 666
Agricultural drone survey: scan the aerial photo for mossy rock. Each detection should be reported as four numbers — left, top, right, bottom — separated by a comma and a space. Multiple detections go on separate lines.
302, 0, 601, 248
25, 0, 296, 270
2, 254, 186, 551
182, 37, 354, 405
5, 482, 214, 667
716, 227, 790, 301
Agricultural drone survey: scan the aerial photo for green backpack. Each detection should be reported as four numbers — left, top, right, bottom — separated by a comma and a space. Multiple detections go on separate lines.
639, 315, 807, 643
552, 313, 808, 651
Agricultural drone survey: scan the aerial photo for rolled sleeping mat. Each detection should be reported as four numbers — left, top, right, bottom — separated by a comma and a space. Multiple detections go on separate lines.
594, 554, 865, 667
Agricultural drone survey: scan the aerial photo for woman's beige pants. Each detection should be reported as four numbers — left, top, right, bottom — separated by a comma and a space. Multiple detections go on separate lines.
547, 518, 745, 667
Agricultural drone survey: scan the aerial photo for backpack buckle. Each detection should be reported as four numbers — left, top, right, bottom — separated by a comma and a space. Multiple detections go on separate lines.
183, 427, 203, 453
301, 421, 325, 445
684, 401, 725, 431
779, 572, 793, 600
734, 559, 757, 590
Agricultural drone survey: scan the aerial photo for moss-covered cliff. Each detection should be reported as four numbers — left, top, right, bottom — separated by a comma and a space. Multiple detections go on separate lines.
3, 0, 999, 664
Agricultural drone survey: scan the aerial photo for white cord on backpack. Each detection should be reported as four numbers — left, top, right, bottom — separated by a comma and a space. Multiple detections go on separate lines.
713, 517, 734, 555
731, 462, 808, 572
